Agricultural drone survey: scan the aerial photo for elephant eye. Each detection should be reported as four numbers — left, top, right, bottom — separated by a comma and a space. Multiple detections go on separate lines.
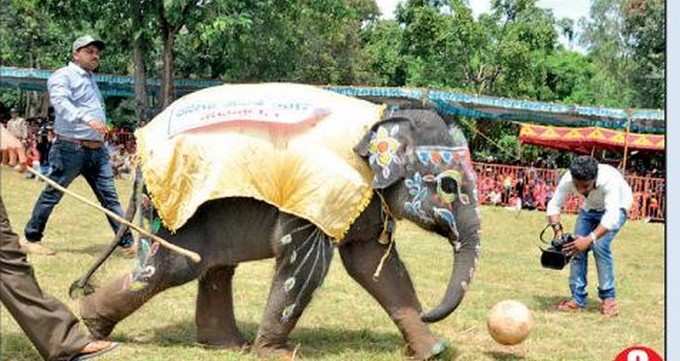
439, 176, 458, 194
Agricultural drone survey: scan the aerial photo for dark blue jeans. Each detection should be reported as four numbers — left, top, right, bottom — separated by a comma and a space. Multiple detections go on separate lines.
569, 208, 627, 307
24, 140, 134, 247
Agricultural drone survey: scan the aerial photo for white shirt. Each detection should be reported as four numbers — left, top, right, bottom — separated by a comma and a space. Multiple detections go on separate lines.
7, 117, 27, 140
547, 164, 633, 230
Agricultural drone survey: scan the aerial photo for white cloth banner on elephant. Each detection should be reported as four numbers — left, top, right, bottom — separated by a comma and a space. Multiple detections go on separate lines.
135, 83, 385, 241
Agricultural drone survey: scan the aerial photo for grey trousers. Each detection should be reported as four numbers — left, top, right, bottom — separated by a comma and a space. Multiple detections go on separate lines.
0, 196, 90, 360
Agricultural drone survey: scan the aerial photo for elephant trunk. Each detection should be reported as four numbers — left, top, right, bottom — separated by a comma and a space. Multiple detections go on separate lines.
421, 212, 480, 323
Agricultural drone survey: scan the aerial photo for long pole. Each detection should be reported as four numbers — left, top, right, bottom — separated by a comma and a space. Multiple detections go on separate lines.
25, 167, 201, 263
621, 109, 633, 172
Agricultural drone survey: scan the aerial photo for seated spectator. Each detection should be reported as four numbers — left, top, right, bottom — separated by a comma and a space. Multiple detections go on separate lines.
502, 175, 514, 204
647, 195, 659, 221
36, 124, 54, 176
629, 192, 644, 220
489, 188, 502, 206
522, 187, 536, 210
533, 181, 548, 210
24, 141, 40, 180
505, 192, 522, 211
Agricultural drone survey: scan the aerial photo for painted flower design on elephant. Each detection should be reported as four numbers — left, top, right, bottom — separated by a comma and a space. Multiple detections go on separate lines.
404, 172, 433, 223
368, 125, 401, 179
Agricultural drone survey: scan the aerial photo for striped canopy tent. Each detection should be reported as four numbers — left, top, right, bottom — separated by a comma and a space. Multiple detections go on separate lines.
325, 86, 664, 134
518, 124, 665, 154
1, 67, 664, 134
0, 66, 222, 98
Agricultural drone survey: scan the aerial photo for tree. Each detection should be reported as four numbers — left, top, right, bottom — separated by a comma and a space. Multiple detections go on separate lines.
544, 49, 597, 104
579, 0, 664, 109
579, 0, 635, 107
180, 0, 378, 85
623, 0, 664, 108
0, 0, 75, 115
156, 0, 203, 108
357, 20, 405, 86
391, 0, 559, 97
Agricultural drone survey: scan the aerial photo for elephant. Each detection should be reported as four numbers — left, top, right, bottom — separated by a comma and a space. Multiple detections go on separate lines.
79, 108, 481, 360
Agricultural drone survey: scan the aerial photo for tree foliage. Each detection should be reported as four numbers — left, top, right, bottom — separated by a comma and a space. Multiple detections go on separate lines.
623, 0, 664, 108
0, 0, 665, 164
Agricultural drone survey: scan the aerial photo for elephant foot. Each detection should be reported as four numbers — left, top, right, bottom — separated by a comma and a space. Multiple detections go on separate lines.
253, 340, 301, 360
79, 295, 118, 339
81, 315, 117, 340
197, 334, 250, 351
406, 339, 450, 360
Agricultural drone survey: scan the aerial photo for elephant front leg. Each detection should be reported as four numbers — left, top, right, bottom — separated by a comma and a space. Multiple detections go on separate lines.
80, 241, 202, 339
254, 226, 334, 358
196, 265, 248, 350
339, 239, 447, 360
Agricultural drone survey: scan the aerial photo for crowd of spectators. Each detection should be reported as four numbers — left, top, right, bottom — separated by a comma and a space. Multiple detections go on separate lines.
0, 111, 136, 180
475, 164, 557, 212
473, 161, 665, 221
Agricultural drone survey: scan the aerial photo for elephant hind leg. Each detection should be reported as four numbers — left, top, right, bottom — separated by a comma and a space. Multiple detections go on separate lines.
339, 239, 446, 361
254, 225, 334, 357
195, 265, 248, 350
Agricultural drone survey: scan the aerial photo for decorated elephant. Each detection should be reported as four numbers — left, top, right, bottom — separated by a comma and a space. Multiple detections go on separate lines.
79, 84, 481, 360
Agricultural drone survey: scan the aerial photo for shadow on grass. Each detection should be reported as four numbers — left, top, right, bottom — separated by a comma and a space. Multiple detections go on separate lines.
483, 350, 526, 360
113, 319, 404, 357
532, 295, 600, 313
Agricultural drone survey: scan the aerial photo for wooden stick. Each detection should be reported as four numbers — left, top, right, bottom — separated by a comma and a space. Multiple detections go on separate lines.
26, 167, 202, 263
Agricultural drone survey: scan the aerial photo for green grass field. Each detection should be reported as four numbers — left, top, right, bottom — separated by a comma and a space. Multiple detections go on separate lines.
0, 169, 664, 360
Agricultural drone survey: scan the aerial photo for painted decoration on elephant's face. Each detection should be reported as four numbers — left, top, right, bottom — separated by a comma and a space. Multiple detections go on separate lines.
404, 172, 434, 223
413, 146, 477, 206
433, 206, 461, 249
435, 169, 464, 204
368, 125, 402, 179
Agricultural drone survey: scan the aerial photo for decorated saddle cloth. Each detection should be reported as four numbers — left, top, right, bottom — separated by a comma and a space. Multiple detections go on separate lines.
135, 83, 384, 240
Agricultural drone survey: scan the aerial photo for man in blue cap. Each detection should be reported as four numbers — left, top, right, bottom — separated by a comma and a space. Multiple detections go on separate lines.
22, 35, 135, 255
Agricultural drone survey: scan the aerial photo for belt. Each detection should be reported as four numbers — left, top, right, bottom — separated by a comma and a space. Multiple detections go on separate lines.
56, 135, 104, 149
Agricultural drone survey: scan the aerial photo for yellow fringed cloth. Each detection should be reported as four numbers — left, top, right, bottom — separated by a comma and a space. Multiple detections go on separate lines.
135, 83, 384, 241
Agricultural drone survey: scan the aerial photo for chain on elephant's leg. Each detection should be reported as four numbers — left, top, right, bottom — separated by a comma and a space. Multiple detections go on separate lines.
254, 225, 334, 358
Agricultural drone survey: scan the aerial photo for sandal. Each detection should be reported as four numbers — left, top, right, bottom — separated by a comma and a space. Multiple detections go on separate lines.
556, 299, 583, 312
600, 298, 619, 317
71, 340, 119, 360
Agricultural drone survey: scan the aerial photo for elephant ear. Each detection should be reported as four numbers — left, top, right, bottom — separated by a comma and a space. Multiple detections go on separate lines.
445, 120, 469, 148
355, 118, 409, 189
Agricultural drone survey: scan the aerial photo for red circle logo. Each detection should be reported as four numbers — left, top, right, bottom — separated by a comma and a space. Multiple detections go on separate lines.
614, 346, 663, 361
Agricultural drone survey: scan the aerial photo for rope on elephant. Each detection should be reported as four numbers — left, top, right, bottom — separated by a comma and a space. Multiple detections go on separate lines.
373, 239, 395, 280
373, 191, 396, 280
